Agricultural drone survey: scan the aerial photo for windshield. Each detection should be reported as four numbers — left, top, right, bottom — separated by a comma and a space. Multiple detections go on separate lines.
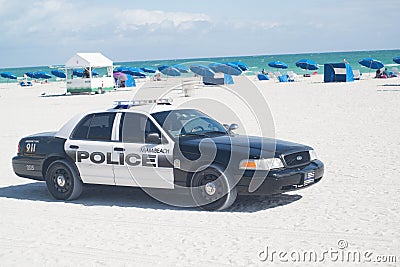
151, 109, 227, 139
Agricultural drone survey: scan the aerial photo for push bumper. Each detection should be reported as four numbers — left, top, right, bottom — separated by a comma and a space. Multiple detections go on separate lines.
236, 160, 324, 195
12, 155, 44, 181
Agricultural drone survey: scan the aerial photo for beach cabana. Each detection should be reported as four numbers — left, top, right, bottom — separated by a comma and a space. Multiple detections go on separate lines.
65, 53, 114, 94
324, 63, 354, 83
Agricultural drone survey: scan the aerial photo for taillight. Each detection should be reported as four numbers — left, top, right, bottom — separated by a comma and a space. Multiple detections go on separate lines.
18, 142, 21, 154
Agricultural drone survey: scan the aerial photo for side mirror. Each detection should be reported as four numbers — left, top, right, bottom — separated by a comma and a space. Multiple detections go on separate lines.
228, 123, 238, 132
146, 132, 161, 144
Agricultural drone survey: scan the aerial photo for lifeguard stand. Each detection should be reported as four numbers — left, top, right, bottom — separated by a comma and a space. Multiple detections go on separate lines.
65, 53, 114, 94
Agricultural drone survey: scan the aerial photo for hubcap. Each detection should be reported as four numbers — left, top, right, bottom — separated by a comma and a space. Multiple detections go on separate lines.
56, 175, 66, 187
204, 182, 217, 196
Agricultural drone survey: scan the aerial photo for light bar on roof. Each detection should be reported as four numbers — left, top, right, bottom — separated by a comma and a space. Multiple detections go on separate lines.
113, 98, 173, 109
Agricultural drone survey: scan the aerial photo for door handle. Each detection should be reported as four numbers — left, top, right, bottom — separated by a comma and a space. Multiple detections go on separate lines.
114, 147, 125, 152
69, 145, 79, 149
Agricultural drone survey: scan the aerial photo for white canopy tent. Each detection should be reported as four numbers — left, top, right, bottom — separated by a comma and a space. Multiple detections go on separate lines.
65, 53, 113, 69
65, 53, 114, 94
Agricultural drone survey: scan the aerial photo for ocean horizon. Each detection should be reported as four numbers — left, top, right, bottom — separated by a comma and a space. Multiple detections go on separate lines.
1, 49, 399, 83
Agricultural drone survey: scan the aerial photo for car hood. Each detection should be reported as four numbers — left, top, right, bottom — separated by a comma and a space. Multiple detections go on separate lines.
179, 134, 312, 156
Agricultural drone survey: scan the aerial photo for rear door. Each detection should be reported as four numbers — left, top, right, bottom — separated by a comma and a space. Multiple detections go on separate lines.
65, 112, 117, 185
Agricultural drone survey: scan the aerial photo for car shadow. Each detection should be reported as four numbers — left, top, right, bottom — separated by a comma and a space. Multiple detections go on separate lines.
0, 182, 302, 213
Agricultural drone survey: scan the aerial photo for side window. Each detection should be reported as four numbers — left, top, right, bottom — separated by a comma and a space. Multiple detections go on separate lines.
71, 114, 93, 140
71, 113, 116, 141
122, 113, 161, 143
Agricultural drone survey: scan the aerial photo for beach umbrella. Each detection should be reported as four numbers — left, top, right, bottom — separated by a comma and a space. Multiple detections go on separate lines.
113, 72, 127, 80
51, 70, 66, 78
140, 67, 156, 73
116, 67, 146, 77
358, 58, 384, 70
157, 65, 170, 72
296, 59, 319, 71
1, 72, 17, 83
229, 62, 248, 71
36, 71, 52, 79
160, 67, 181, 76
189, 64, 215, 77
392, 56, 400, 64
1, 72, 17, 80
25, 72, 39, 79
73, 69, 85, 77
268, 61, 288, 69
172, 64, 189, 73
209, 62, 242, 76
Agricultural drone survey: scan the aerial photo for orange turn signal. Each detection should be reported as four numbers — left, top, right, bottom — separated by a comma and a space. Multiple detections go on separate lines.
240, 161, 257, 169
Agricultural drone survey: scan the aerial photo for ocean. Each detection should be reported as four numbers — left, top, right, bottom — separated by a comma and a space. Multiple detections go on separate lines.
1, 49, 399, 83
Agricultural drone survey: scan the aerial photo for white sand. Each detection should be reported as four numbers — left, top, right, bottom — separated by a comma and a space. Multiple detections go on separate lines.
0, 75, 399, 266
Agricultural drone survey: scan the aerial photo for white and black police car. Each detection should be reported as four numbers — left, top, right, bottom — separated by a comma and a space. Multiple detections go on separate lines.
12, 99, 324, 210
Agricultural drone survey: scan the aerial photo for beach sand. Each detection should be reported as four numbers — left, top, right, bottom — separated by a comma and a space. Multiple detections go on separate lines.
0, 75, 399, 266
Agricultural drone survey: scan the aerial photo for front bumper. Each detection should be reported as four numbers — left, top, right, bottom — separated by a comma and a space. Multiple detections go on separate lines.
235, 160, 324, 195
12, 155, 45, 181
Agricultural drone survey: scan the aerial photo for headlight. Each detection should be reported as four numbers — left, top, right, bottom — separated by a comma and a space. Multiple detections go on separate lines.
309, 150, 317, 161
239, 158, 284, 170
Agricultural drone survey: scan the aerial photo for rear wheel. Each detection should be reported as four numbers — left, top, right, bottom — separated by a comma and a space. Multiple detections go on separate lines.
191, 167, 237, 211
45, 159, 83, 200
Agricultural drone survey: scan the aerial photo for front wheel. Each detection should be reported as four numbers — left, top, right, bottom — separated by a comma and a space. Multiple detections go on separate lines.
190, 167, 237, 211
45, 159, 83, 200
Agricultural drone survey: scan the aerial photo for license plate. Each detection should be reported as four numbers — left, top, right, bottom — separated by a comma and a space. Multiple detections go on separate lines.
304, 171, 315, 185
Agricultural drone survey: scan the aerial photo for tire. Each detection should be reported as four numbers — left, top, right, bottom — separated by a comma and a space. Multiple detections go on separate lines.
190, 167, 237, 211
97, 88, 103, 94
45, 159, 83, 201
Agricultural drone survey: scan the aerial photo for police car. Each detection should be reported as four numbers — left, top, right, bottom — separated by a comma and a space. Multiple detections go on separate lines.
12, 99, 324, 210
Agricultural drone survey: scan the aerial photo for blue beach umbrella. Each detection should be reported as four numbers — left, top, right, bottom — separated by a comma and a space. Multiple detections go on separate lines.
268, 61, 288, 69
392, 56, 400, 64
358, 58, 384, 70
25, 72, 39, 79
51, 70, 66, 78
172, 64, 189, 73
36, 71, 52, 79
189, 64, 215, 77
157, 65, 170, 72
73, 69, 84, 77
296, 59, 319, 71
209, 62, 242, 76
160, 67, 181, 76
229, 62, 248, 71
140, 67, 156, 73
1, 72, 17, 80
116, 67, 146, 77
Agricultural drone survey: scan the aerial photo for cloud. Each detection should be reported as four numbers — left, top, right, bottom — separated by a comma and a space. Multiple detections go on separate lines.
116, 9, 211, 32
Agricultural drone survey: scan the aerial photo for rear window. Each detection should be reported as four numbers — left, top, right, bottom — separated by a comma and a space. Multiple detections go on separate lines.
71, 113, 116, 141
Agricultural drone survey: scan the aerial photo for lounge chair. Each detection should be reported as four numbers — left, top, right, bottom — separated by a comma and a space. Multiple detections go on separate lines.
287, 71, 300, 82
257, 73, 269, 81
278, 75, 289, 82
391, 67, 400, 77
353, 70, 361, 80
274, 71, 282, 78
19, 81, 33, 87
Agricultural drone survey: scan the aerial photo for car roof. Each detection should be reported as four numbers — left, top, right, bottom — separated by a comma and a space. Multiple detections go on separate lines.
55, 103, 188, 139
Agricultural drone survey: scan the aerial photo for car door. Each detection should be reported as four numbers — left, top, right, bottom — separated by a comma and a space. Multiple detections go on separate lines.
113, 112, 174, 189
65, 112, 117, 185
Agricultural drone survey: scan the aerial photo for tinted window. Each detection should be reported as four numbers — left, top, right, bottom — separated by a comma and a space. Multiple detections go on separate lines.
71, 115, 93, 140
71, 113, 116, 141
122, 113, 161, 143
152, 109, 227, 139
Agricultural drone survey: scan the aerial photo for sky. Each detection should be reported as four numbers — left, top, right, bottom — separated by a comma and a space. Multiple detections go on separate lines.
0, 0, 399, 68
